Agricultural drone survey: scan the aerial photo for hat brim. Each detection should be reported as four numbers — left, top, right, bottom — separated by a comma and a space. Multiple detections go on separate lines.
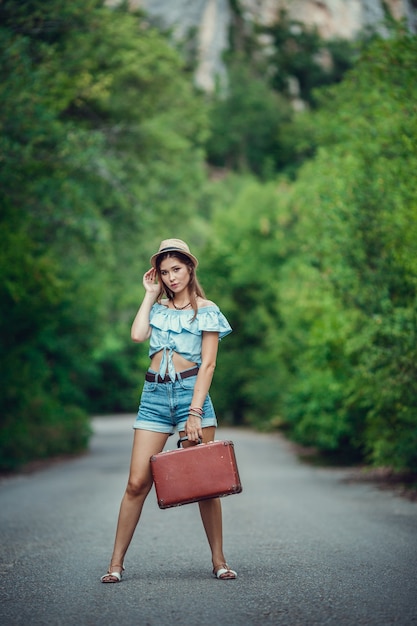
150, 248, 198, 268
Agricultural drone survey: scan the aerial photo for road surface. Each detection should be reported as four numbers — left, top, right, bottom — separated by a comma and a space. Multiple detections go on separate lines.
0, 416, 416, 625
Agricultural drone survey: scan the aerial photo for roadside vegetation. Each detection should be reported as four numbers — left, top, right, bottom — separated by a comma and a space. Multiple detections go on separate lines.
1, 1, 416, 474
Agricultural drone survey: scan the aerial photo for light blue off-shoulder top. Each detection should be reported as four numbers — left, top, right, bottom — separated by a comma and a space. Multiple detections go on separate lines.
149, 303, 232, 381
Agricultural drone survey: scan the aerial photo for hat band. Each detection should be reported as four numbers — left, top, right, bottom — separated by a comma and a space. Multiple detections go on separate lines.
158, 246, 189, 254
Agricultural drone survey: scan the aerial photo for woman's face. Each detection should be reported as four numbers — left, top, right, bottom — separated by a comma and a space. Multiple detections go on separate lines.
159, 256, 191, 295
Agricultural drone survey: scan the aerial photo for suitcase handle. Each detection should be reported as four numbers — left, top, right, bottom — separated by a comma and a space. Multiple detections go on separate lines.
177, 436, 202, 448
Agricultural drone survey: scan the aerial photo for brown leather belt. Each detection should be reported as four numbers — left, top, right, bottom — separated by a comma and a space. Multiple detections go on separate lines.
145, 366, 199, 384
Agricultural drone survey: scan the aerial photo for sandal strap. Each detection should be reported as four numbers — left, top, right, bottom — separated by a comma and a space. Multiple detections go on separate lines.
213, 563, 237, 579
101, 571, 122, 582
100, 563, 125, 583
213, 562, 229, 572
109, 563, 125, 571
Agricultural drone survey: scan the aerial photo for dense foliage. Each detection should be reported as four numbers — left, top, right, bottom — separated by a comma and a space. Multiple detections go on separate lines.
204, 31, 417, 471
206, 10, 358, 177
0, 0, 209, 468
1, 1, 416, 474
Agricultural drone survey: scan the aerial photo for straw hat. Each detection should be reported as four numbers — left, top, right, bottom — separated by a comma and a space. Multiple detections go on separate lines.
150, 238, 199, 268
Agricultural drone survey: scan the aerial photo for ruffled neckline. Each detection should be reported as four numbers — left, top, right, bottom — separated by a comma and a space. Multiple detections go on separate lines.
153, 303, 218, 313
150, 302, 231, 338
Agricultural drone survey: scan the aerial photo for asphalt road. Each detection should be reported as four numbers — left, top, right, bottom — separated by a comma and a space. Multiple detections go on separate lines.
1, 416, 416, 626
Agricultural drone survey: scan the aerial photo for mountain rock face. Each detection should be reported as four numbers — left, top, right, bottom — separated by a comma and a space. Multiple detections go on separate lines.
114, 0, 416, 90
120, 0, 231, 90
238, 0, 414, 38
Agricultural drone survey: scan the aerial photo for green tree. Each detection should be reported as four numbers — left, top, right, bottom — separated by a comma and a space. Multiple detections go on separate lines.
262, 11, 357, 103
201, 177, 293, 425
206, 8, 357, 179
0, 0, 209, 468
277, 31, 417, 469
206, 60, 292, 177
204, 30, 417, 473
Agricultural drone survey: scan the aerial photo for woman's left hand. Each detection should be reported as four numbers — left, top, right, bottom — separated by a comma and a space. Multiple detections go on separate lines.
184, 415, 203, 443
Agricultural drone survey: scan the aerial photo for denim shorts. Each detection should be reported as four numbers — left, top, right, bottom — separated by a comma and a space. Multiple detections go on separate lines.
133, 369, 218, 434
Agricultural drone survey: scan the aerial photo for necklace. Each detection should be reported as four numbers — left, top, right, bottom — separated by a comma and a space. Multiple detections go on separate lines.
172, 301, 191, 310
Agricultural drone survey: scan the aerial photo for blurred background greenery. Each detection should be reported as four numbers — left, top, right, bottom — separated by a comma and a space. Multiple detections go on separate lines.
1, 0, 416, 473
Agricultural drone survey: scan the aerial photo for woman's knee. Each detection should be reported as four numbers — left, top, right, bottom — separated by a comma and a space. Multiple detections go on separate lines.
126, 475, 152, 498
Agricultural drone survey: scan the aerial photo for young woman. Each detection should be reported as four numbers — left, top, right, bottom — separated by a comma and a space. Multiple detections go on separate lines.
101, 238, 236, 582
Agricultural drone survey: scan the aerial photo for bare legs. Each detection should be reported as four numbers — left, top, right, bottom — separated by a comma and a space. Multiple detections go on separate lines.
186, 427, 227, 567
199, 497, 225, 566
102, 426, 235, 581
102, 429, 168, 581
183, 426, 236, 579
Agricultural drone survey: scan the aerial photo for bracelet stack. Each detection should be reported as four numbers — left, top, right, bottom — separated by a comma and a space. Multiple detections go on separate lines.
189, 406, 204, 419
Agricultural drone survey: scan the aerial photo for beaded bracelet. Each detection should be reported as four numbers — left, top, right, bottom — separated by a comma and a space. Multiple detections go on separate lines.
189, 406, 204, 419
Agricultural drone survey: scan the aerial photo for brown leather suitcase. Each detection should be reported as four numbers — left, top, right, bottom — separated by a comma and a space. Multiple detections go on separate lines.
150, 440, 242, 509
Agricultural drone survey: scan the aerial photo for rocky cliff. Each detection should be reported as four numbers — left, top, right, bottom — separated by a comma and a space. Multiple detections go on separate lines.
109, 0, 416, 90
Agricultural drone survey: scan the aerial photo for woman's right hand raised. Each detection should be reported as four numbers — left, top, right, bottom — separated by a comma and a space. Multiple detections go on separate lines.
143, 268, 160, 296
